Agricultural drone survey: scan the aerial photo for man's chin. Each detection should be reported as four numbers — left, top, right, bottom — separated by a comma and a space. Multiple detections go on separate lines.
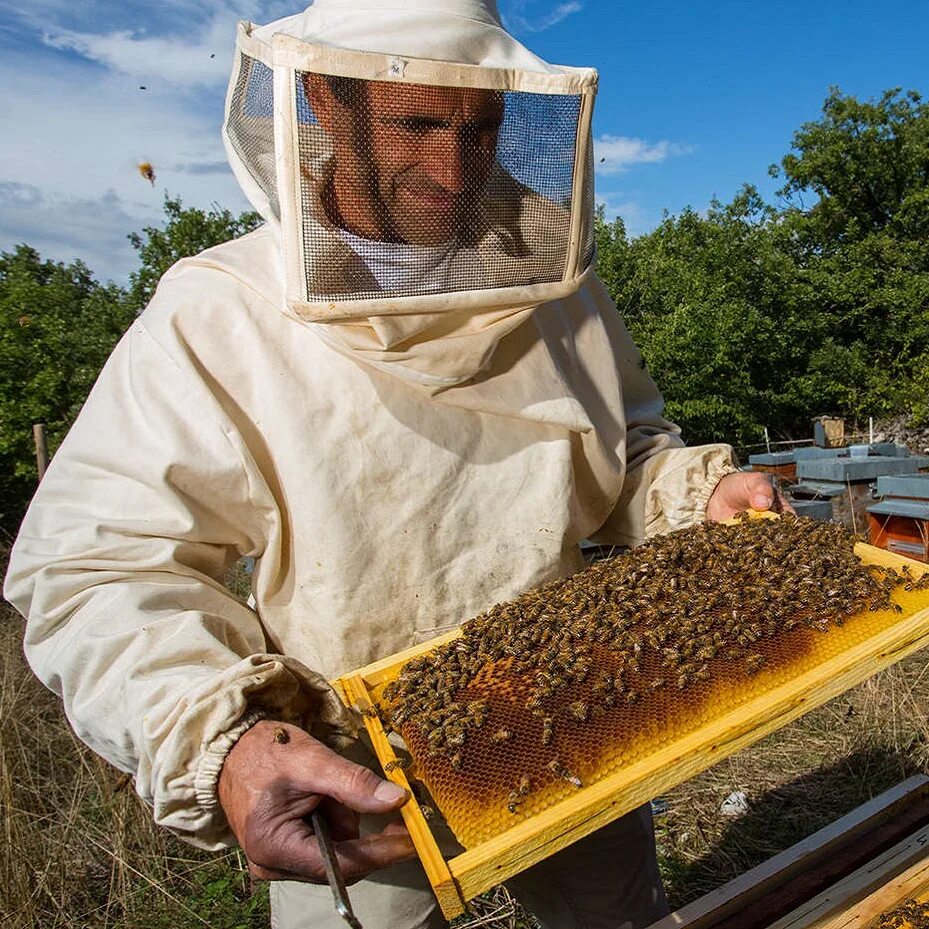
392, 218, 457, 247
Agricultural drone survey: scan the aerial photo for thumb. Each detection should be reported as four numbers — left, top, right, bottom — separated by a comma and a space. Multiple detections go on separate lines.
309, 742, 408, 814
738, 472, 774, 510
751, 490, 774, 510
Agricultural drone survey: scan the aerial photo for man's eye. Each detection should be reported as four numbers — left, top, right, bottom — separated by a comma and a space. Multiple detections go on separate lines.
384, 117, 448, 133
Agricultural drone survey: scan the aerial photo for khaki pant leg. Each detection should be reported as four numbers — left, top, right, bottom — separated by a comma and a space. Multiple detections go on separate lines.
270, 855, 446, 929
505, 804, 669, 929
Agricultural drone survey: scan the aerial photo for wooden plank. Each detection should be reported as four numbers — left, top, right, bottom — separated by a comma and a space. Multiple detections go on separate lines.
355, 628, 463, 689
338, 674, 467, 919
33, 422, 48, 480
854, 542, 929, 575
646, 776, 929, 929
766, 826, 929, 929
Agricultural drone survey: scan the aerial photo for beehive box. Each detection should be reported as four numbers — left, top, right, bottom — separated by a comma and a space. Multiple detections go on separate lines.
334, 514, 929, 919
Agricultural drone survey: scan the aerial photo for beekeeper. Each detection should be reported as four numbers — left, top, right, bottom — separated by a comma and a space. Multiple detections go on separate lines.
5, 2, 785, 927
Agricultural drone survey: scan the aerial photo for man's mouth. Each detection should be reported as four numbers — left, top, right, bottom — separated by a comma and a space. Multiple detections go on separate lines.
401, 184, 458, 211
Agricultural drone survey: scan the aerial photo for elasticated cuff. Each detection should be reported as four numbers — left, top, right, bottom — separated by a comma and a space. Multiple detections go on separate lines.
194, 707, 269, 815
692, 455, 740, 523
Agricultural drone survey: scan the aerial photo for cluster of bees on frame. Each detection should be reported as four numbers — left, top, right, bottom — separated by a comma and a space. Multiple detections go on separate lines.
877, 898, 929, 929
377, 515, 929, 814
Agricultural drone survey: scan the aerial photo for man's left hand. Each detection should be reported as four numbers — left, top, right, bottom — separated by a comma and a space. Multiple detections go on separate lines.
705, 471, 794, 522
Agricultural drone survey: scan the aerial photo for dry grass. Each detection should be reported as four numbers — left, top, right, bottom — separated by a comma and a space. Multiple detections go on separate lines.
655, 657, 929, 909
0, 569, 266, 928
3, 547, 929, 927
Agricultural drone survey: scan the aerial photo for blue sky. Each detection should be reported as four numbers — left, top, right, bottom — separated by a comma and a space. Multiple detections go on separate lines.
0, 0, 926, 283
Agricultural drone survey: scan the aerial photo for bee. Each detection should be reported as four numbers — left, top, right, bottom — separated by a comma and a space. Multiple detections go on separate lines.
542, 718, 555, 746
491, 728, 512, 744
383, 758, 410, 773
137, 162, 156, 186
420, 804, 435, 821
547, 759, 582, 788
568, 701, 589, 722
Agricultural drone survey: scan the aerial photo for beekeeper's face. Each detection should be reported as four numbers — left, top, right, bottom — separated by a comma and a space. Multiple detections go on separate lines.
308, 76, 504, 245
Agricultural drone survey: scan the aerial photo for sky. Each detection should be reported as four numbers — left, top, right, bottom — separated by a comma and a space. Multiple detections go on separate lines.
0, 0, 927, 284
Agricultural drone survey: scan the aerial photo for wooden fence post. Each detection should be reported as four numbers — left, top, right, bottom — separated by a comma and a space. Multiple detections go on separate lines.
33, 423, 48, 481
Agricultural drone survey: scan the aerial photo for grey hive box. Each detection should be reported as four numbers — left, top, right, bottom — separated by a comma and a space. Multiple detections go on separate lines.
791, 499, 834, 522
748, 452, 796, 466
875, 475, 929, 500
797, 457, 920, 483
794, 447, 846, 461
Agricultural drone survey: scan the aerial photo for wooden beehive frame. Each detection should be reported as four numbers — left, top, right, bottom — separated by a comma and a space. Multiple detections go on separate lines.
333, 543, 929, 920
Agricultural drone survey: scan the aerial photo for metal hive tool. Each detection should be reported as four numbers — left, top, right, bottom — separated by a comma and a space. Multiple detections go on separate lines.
335, 512, 929, 919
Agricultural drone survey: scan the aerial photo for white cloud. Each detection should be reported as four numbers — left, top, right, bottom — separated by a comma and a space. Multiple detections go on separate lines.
503, 1, 584, 33
0, 182, 143, 282
0, 3, 309, 283
42, 16, 233, 88
593, 135, 694, 175
596, 194, 654, 239
0, 44, 251, 282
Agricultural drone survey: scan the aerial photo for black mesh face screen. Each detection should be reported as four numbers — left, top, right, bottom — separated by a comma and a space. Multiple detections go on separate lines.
227, 53, 278, 216
294, 73, 593, 302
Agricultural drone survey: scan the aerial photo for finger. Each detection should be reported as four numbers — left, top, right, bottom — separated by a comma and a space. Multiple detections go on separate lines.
319, 796, 360, 841
249, 817, 330, 882
744, 473, 776, 511
305, 744, 409, 814
249, 819, 415, 885
334, 830, 418, 884
247, 858, 321, 884
778, 492, 796, 514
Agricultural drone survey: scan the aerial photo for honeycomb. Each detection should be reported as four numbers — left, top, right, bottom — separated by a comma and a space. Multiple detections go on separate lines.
375, 515, 929, 849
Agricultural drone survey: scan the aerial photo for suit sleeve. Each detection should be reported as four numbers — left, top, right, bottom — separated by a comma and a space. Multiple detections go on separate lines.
3, 318, 355, 850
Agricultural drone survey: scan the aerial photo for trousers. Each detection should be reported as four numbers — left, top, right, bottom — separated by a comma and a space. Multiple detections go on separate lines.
270, 801, 669, 929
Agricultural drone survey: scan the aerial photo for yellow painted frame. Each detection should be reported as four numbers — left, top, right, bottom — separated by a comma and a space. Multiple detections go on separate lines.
334, 543, 929, 920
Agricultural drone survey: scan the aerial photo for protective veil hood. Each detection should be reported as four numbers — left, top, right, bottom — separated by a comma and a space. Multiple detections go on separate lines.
222, 0, 598, 386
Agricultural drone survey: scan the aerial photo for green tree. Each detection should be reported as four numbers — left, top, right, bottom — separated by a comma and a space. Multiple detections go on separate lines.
594, 86, 929, 446
774, 88, 929, 243
127, 195, 262, 311
0, 246, 135, 528
772, 88, 929, 422
598, 188, 824, 447
1, 197, 264, 530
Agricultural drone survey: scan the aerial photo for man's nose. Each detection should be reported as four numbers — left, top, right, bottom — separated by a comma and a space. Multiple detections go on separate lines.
424, 132, 466, 194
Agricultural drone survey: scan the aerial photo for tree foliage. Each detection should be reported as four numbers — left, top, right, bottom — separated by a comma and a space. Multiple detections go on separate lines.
596, 87, 929, 447
0, 247, 135, 525
1, 197, 261, 530
127, 195, 262, 311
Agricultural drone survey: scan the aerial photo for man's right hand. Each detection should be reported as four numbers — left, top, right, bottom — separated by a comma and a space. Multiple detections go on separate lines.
218, 720, 416, 884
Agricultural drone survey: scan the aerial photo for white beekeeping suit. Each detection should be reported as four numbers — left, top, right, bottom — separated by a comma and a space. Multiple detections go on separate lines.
5, 1, 737, 926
